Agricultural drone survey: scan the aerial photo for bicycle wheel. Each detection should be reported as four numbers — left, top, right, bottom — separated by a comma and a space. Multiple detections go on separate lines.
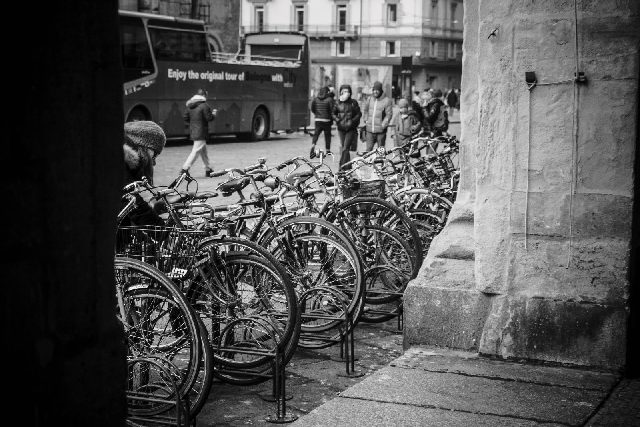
259, 219, 364, 332
184, 249, 299, 372
324, 196, 423, 279
186, 317, 214, 418
355, 225, 414, 304
114, 256, 201, 416
407, 210, 441, 258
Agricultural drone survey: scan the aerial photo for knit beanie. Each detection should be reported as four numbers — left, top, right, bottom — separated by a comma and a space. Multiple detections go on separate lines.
372, 81, 383, 93
124, 121, 166, 155
339, 84, 352, 94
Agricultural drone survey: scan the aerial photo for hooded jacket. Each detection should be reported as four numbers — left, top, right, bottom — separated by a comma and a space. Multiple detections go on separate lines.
183, 94, 215, 140
309, 87, 334, 121
362, 86, 393, 133
332, 84, 362, 131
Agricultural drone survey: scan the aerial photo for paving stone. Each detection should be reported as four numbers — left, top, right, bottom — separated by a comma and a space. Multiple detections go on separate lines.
339, 366, 606, 425
392, 347, 619, 391
292, 398, 566, 427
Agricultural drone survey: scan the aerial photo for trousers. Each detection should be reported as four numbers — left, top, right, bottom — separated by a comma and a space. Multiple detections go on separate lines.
182, 139, 211, 170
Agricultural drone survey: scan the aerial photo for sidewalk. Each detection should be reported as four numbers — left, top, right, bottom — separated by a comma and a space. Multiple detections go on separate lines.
292, 346, 640, 427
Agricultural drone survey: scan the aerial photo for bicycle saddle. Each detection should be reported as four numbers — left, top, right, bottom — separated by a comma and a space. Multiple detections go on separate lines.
285, 170, 314, 185
217, 177, 251, 196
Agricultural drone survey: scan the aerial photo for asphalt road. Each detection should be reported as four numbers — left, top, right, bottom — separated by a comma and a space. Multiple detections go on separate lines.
153, 120, 461, 197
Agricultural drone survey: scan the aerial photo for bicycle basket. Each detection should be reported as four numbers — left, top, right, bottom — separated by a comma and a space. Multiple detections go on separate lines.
115, 225, 207, 279
339, 179, 386, 199
438, 154, 456, 174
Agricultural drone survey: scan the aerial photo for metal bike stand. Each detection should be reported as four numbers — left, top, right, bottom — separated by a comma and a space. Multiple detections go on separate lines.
125, 357, 191, 427
297, 286, 364, 378
214, 317, 298, 424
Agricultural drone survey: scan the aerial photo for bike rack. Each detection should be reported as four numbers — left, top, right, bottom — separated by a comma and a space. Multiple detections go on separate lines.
297, 286, 364, 378
213, 316, 298, 424
360, 265, 406, 331
125, 356, 192, 427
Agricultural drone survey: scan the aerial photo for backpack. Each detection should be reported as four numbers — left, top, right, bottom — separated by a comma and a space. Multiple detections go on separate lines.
424, 98, 449, 132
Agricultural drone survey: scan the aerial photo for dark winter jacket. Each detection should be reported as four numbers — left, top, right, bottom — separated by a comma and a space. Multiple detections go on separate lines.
122, 142, 164, 226
310, 87, 334, 121
183, 95, 215, 140
422, 98, 449, 134
332, 85, 362, 132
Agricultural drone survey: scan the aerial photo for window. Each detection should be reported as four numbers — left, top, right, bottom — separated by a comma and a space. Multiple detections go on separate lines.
447, 42, 458, 59
120, 17, 154, 82
295, 5, 305, 32
450, 2, 458, 27
429, 41, 438, 58
387, 4, 397, 25
431, 0, 438, 26
255, 6, 264, 32
381, 40, 399, 57
332, 40, 350, 56
337, 5, 347, 32
149, 27, 208, 62
387, 41, 396, 56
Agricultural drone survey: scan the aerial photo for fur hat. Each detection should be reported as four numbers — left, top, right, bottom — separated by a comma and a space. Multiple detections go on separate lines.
372, 81, 383, 93
124, 121, 166, 155
339, 84, 352, 94
397, 98, 409, 108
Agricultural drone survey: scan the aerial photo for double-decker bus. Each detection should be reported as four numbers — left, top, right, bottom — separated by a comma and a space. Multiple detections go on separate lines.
119, 10, 310, 141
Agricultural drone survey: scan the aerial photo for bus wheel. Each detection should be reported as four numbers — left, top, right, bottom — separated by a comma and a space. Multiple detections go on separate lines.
126, 107, 148, 122
250, 108, 270, 141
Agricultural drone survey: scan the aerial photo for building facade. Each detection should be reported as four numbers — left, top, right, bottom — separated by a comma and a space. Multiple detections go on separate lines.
240, 0, 462, 100
119, 0, 241, 53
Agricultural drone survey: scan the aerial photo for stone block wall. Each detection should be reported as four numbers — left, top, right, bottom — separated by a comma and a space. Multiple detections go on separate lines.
405, 0, 638, 371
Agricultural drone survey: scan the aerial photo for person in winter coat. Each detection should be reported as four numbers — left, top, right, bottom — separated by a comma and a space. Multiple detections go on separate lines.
121, 120, 167, 226
181, 88, 216, 177
392, 98, 421, 148
309, 86, 335, 155
331, 84, 362, 169
422, 88, 449, 136
362, 81, 393, 151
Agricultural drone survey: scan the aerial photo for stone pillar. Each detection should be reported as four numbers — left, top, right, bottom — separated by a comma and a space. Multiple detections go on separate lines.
405, 0, 638, 371
7, 2, 127, 424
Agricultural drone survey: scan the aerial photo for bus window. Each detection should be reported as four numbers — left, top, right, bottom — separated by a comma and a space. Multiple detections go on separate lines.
120, 16, 154, 82
148, 27, 208, 62
250, 45, 302, 61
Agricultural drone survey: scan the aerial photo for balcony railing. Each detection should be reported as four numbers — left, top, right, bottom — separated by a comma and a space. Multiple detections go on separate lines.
241, 24, 359, 38
422, 18, 463, 33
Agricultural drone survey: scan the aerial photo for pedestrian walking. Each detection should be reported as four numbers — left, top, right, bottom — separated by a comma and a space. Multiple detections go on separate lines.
309, 86, 335, 156
332, 84, 362, 170
362, 81, 393, 151
122, 120, 167, 226
446, 88, 459, 119
392, 98, 421, 148
181, 88, 216, 177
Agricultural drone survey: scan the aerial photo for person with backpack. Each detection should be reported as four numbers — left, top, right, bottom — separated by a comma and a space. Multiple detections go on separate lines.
332, 84, 362, 169
422, 88, 449, 137
362, 81, 393, 151
309, 86, 335, 156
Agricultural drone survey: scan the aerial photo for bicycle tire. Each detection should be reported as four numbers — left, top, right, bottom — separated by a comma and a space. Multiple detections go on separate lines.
356, 225, 414, 304
258, 217, 365, 331
114, 256, 202, 416
185, 251, 299, 371
323, 196, 423, 279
